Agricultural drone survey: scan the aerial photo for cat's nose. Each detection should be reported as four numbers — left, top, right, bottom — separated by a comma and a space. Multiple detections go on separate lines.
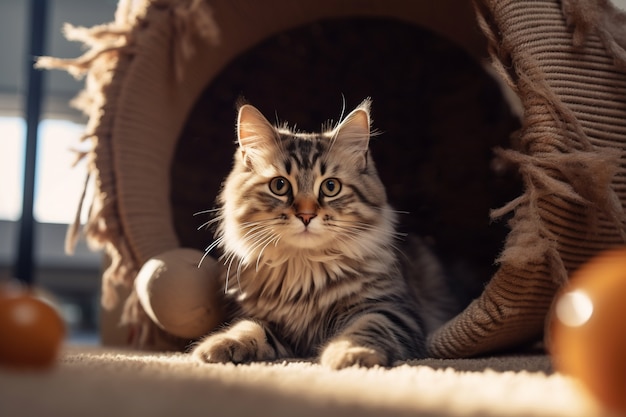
294, 197, 318, 226
296, 212, 317, 226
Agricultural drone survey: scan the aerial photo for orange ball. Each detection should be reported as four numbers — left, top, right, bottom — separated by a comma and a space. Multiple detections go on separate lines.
550, 247, 626, 414
0, 285, 66, 370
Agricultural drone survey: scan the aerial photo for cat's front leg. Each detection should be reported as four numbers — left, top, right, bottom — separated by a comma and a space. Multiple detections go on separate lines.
192, 319, 288, 364
320, 311, 423, 370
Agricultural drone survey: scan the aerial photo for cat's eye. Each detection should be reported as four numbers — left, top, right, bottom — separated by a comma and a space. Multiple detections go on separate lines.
320, 178, 342, 197
269, 176, 291, 196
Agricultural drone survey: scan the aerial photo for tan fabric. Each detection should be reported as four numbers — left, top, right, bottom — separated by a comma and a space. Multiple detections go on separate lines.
38, 0, 221, 315
428, 0, 626, 358
39, 0, 626, 356
39, 0, 489, 347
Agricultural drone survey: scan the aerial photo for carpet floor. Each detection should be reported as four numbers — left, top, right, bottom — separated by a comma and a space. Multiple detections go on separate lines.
0, 345, 604, 417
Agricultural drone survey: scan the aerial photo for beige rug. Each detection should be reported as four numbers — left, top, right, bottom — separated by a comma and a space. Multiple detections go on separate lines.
0, 345, 604, 417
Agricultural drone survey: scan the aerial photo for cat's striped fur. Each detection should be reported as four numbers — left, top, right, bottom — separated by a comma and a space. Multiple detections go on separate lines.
192, 100, 451, 368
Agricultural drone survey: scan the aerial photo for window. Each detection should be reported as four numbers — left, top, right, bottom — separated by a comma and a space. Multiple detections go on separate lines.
0, 117, 88, 224
0, 0, 119, 341
0, 117, 24, 221
35, 118, 90, 224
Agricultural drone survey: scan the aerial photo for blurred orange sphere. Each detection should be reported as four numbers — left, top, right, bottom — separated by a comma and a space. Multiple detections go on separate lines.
0, 284, 65, 369
550, 247, 626, 414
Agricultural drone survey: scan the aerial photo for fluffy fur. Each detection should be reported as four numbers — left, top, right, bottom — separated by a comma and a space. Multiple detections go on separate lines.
192, 100, 453, 369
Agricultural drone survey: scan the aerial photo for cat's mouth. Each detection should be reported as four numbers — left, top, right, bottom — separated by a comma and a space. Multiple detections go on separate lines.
286, 224, 329, 248
295, 226, 317, 238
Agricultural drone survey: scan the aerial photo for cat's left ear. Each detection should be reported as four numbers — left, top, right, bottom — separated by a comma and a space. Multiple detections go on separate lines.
332, 99, 371, 169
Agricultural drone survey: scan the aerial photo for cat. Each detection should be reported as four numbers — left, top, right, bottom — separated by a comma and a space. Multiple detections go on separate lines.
191, 99, 457, 369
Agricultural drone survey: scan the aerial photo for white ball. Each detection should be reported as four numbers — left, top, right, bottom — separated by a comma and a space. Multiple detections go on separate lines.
135, 248, 224, 339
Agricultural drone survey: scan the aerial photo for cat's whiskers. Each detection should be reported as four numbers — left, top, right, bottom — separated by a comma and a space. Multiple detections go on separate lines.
234, 230, 277, 289
199, 236, 224, 267
234, 228, 280, 274
240, 223, 275, 241
220, 219, 283, 289
196, 214, 224, 231
204, 237, 224, 254
386, 209, 411, 216
237, 217, 285, 233
327, 219, 407, 240
239, 218, 277, 227
333, 229, 405, 264
199, 220, 272, 275
240, 228, 275, 258
193, 208, 223, 231
236, 216, 286, 244
324, 223, 372, 246
224, 250, 239, 293
326, 220, 406, 260
255, 232, 282, 272
238, 227, 278, 256
193, 208, 221, 216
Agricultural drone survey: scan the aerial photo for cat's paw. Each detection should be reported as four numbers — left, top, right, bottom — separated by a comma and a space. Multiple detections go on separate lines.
192, 320, 276, 364
192, 335, 258, 364
320, 339, 389, 370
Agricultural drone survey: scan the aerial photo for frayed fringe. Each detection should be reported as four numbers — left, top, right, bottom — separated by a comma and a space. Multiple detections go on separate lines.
36, 22, 132, 79
492, 147, 625, 226
38, 0, 221, 316
491, 146, 626, 284
167, 0, 220, 81
562, 0, 626, 71
477, 0, 626, 287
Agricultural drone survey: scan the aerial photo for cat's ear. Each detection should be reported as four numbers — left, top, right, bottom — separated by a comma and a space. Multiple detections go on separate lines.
332, 99, 371, 168
237, 104, 277, 169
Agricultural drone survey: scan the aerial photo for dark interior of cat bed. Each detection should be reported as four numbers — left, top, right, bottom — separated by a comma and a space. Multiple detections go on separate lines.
172, 17, 522, 304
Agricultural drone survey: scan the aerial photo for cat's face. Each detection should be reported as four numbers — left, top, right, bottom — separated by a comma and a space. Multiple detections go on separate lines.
218, 100, 394, 263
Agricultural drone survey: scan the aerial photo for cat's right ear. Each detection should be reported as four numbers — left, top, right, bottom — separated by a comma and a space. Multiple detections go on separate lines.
237, 104, 277, 169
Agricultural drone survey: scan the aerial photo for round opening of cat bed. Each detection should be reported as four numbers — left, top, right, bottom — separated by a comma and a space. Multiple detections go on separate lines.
170, 17, 523, 298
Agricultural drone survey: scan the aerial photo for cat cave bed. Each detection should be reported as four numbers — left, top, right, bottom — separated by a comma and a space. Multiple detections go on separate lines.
42, 0, 626, 357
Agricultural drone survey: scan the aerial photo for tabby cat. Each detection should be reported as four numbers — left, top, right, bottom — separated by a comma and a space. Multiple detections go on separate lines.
192, 100, 456, 369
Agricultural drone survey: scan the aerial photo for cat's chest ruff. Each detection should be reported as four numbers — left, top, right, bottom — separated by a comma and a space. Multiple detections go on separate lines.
235, 255, 366, 312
